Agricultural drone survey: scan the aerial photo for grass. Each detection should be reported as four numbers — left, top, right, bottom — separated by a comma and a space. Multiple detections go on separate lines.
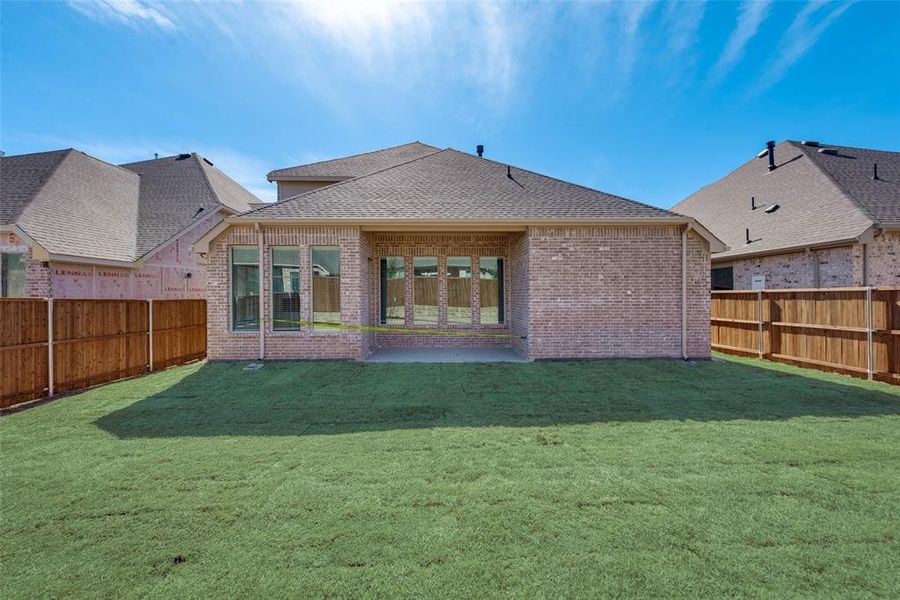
2, 354, 899, 598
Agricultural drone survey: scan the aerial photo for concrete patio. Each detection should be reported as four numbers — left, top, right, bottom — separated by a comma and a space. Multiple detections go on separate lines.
365, 347, 527, 363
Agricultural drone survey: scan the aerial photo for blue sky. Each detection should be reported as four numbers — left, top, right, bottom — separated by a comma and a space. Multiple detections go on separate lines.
2, 0, 898, 206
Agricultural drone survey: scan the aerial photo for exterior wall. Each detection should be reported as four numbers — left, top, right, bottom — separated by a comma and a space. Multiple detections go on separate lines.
276, 180, 335, 201
525, 225, 710, 360
3, 211, 222, 299
206, 224, 365, 361
727, 246, 857, 290
508, 232, 530, 358
1, 231, 50, 297
367, 232, 513, 349
867, 231, 900, 286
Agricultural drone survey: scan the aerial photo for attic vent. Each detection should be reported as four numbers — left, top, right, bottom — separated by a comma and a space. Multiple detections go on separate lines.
176, 153, 191, 160
818, 148, 838, 155
203, 158, 214, 166
801, 140, 820, 147
764, 203, 780, 214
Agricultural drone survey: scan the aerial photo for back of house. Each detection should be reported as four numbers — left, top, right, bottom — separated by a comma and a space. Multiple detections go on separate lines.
674, 140, 900, 290
195, 142, 725, 362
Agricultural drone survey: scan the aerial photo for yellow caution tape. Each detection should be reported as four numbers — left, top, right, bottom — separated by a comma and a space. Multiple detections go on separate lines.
272, 319, 525, 339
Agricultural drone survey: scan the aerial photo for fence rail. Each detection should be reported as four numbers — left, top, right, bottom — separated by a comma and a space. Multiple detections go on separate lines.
1, 298, 206, 409
711, 288, 900, 385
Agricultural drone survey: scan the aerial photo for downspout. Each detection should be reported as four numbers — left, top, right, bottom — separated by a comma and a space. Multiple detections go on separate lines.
681, 225, 689, 360
862, 242, 869, 286
256, 222, 265, 361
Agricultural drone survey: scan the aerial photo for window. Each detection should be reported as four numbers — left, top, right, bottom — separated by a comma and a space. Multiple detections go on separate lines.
312, 246, 340, 327
413, 257, 438, 324
711, 267, 734, 290
447, 257, 472, 324
272, 247, 300, 330
0, 253, 26, 298
231, 247, 259, 331
479, 257, 504, 324
380, 257, 405, 324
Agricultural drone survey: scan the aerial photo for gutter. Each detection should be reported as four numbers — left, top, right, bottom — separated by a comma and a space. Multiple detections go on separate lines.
711, 225, 878, 263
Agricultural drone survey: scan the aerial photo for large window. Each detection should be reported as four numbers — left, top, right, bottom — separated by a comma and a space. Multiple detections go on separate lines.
479, 257, 504, 324
413, 257, 439, 324
447, 257, 472, 324
380, 257, 405, 324
312, 246, 340, 328
272, 247, 301, 330
0, 253, 26, 298
231, 247, 259, 331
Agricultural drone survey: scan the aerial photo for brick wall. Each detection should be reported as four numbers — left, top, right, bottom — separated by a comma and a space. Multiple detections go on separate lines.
508, 232, 530, 358
867, 231, 900, 286
526, 225, 709, 359
729, 246, 857, 289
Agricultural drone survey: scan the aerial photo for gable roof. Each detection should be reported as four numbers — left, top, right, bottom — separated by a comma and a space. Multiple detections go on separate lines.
267, 141, 440, 180
672, 140, 897, 260
250, 148, 678, 222
121, 153, 257, 255
2, 149, 260, 264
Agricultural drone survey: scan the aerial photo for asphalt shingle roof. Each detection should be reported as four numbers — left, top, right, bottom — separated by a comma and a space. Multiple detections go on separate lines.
267, 142, 440, 180
2, 149, 259, 262
251, 148, 676, 221
672, 141, 897, 260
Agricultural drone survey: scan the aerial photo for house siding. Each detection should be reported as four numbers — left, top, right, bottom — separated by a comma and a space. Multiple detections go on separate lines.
526, 225, 710, 360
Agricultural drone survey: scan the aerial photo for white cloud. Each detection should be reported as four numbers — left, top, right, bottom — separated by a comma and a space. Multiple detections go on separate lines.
754, 0, 852, 92
707, 0, 772, 87
618, 1, 654, 76
665, 0, 706, 56
67, 0, 175, 30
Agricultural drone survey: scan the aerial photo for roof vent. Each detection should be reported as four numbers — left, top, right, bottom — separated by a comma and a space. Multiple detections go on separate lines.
801, 140, 820, 147
873, 163, 880, 181
766, 141, 776, 171
176, 153, 191, 160
203, 157, 214, 166
507, 165, 512, 179
818, 148, 838, 155
751, 196, 757, 210
764, 203, 780, 214
745, 228, 752, 244
154, 152, 159, 159
476, 144, 484, 158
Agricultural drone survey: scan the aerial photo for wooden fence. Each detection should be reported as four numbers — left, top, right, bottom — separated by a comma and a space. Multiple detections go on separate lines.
711, 288, 900, 384
1, 298, 206, 409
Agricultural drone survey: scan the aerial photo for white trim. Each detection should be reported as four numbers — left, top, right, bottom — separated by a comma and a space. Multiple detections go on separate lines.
229, 244, 262, 335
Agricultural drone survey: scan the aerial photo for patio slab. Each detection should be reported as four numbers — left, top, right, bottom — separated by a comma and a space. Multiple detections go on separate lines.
365, 347, 528, 363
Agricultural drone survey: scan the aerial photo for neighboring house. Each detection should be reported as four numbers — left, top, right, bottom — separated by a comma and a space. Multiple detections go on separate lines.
195, 143, 724, 361
0, 149, 258, 299
674, 141, 900, 290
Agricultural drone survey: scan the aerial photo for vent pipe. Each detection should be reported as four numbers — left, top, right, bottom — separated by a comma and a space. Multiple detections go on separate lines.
154, 152, 159, 159
507, 165, 512, 179
746, 228, 751, 244
476, 144, 484, 158
873, 163, 880, 181
751, 196, 757, 210
766, 141, 776, 171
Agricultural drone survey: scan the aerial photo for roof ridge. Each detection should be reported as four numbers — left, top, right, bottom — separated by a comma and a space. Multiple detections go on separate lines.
444, 148, 675, 217
14, 149, 75, 223
244, 147, 449, 216
191, 152, 230, 212
792, 142, 880, 225
267, 141, 439, 178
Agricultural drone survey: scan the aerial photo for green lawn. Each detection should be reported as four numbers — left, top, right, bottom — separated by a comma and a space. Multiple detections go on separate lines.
2, 355, 899, 598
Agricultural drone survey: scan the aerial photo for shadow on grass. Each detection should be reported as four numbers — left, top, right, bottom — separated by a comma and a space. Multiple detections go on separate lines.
94, 358, 900, 438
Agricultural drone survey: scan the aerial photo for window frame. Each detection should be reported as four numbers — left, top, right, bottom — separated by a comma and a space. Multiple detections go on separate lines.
479, 256, 505, 325
311, 245, 341, 332
380, 256, 406, 325
229, 246, 260, 333
446, 256, 473, 325
412, 256, 439, 325
271, 246, 301, 332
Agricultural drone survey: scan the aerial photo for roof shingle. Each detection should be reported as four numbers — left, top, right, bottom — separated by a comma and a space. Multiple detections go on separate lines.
267, 141, 440, 180
251, 148, 677, 222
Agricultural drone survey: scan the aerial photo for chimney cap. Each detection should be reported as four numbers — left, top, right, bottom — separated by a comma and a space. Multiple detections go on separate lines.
476, 144, 484, 157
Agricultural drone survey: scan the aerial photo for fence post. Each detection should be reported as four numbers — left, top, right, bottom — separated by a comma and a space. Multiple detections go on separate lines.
47, 298, 54, 397
866, 286, 874, 381
757, 290, 763, 359
148, 298, 154, 372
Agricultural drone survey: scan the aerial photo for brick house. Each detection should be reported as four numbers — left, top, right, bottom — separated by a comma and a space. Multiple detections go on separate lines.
674, 141, 899, 290
195, 143, 724, 361
0, 149, 258, 299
